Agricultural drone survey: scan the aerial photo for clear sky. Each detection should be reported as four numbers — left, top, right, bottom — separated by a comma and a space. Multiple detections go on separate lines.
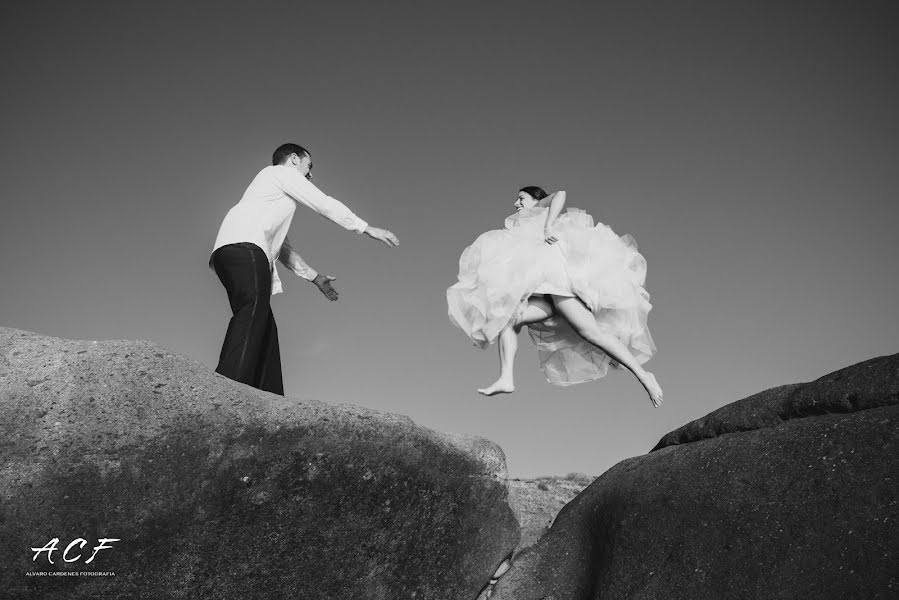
1, 1, 896, 477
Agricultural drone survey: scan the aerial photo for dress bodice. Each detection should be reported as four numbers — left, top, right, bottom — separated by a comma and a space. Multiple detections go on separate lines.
504, 206, 548, 230
504, 207, 594, 232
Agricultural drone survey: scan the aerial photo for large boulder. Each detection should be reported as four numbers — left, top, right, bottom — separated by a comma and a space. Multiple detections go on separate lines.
492, 354, 898, 600
0, 327, 519, 600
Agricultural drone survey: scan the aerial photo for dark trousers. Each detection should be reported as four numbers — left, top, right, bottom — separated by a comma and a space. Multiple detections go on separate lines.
212, 242, 284, 395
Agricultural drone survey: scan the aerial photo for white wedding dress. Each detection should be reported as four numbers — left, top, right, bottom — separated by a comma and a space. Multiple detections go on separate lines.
447, 206, 656, 386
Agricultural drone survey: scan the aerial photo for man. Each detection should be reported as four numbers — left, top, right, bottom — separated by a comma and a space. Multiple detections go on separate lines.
209, 143, 399, 395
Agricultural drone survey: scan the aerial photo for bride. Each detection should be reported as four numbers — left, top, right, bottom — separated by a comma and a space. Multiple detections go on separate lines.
446, 186, 663, 407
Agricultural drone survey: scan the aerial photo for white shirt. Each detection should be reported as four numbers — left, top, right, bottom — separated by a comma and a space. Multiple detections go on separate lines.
210, 165, 368, 295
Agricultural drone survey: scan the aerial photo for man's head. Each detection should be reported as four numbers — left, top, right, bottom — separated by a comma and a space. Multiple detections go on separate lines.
272, 143, 313, 180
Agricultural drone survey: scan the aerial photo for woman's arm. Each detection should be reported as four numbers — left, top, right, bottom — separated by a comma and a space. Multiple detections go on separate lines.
543, 191, 567, 244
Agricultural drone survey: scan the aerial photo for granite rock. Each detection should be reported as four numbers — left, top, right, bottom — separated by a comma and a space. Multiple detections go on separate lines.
0, 327, 519, 600
491, 354, 898, 600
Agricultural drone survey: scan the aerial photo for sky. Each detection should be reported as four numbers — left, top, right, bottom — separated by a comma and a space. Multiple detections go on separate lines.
1, 1, 897, 478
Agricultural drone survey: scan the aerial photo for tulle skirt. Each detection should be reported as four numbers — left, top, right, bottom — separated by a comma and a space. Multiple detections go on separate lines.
446, 209, 656, 386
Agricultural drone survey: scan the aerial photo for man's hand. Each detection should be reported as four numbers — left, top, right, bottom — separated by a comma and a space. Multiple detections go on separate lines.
364, 226, 399, 247
312, 274, 339, 301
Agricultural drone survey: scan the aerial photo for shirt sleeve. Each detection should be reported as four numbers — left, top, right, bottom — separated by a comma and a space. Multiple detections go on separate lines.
277, 236, 319, 281
272, 167, 369, 233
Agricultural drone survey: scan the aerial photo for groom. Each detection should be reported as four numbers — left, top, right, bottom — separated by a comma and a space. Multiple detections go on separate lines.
209, 143, 399, 395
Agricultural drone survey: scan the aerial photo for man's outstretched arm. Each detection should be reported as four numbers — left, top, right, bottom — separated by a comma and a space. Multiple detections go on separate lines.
277, 236, 339, 301
273, 169, 400, 247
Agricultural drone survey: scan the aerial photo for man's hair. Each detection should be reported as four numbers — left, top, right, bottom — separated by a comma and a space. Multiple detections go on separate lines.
272, 143, 310, 166
519, 186, 548, 201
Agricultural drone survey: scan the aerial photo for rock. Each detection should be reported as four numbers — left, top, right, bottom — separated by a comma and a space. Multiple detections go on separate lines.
492, 354, 899, 600
655, 354, 899, 450
0, 327, 519, 600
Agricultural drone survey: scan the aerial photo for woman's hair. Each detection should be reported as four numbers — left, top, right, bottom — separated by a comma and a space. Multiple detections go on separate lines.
519, 186, 548, 201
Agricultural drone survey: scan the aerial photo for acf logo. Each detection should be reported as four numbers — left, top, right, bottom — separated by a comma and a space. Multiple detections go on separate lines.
31, 538, 120, 564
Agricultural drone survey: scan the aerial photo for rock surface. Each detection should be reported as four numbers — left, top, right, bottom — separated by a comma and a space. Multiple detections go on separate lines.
654, 353, 899, 450
491, 354, 899, 600
0, 327, 519, 600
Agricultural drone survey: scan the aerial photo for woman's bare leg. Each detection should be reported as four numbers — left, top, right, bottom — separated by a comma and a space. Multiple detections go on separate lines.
552, 295, 664, 407
478, 297, 554, 396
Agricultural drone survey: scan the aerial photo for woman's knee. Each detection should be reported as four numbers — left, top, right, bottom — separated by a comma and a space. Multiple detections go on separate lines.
522, 296, 554, 323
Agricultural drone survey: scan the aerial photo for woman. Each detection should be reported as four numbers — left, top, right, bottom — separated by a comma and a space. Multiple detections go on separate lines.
446, 186, 663, 407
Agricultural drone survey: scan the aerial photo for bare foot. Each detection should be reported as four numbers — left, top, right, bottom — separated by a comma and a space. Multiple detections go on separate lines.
642, 372, 664, 408
477, 378, 515, 396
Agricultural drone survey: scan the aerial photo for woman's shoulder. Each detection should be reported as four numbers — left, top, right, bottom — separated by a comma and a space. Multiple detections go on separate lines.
518, 206, 549, 218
